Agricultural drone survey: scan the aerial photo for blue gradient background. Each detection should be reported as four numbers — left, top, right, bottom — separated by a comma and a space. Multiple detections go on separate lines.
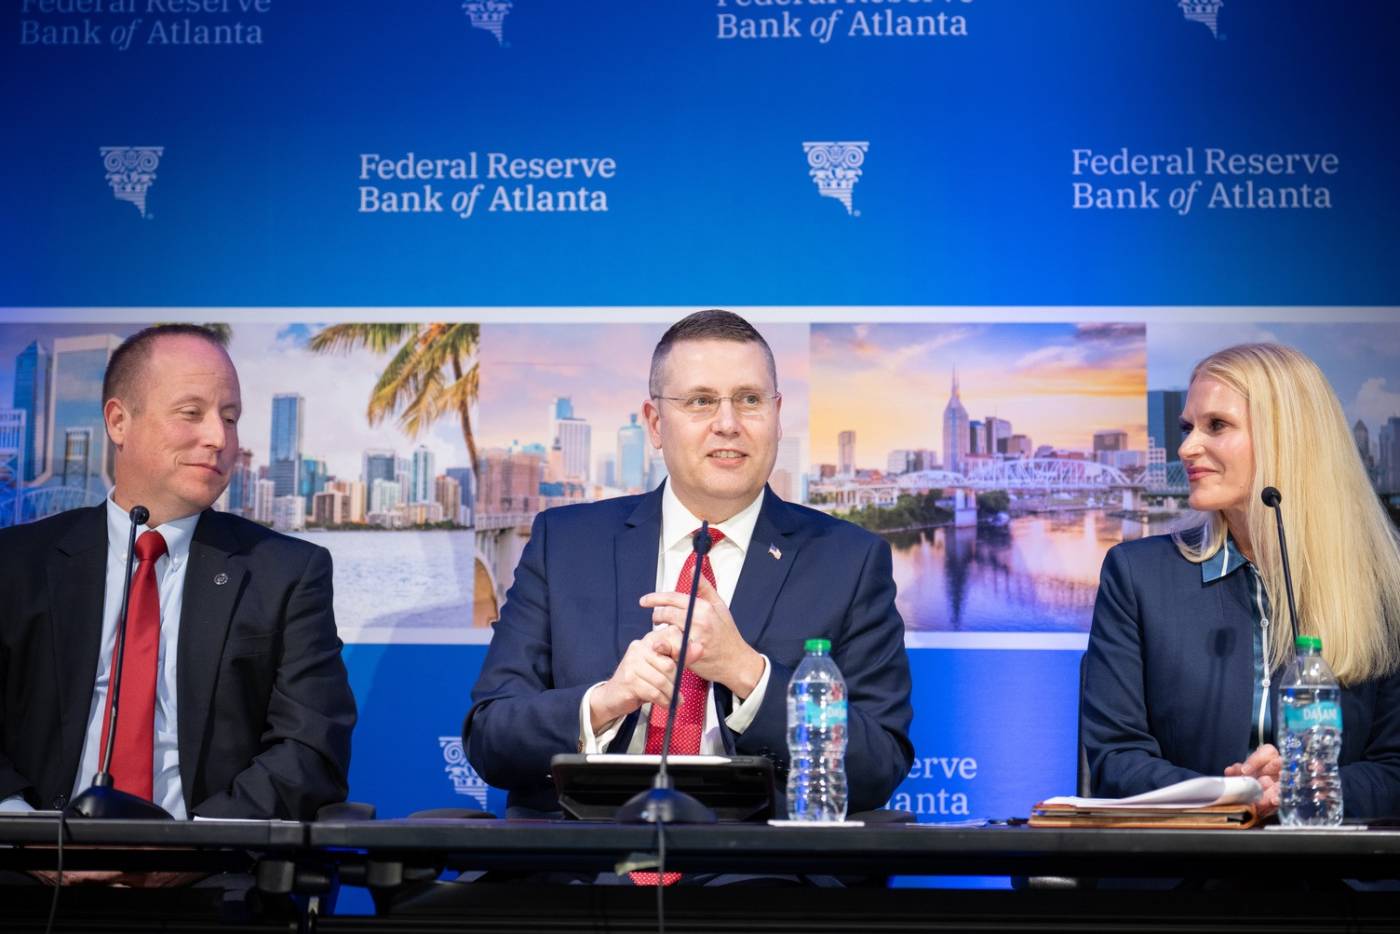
4, 1, 1398, 306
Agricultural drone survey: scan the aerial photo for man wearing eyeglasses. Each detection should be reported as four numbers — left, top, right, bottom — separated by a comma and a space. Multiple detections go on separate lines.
466, 310, 914, 820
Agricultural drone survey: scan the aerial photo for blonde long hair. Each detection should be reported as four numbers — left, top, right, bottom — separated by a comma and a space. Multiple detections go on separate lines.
1173, 343, 1400, 684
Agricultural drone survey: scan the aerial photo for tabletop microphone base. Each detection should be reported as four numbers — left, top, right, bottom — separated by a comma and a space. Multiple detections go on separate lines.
67, 781, 174, 820
616, 782, 717, 825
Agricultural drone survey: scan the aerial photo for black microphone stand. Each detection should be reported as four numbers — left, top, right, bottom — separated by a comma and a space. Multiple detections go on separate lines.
67, 505, 173, 820
1261, 486, 1302, 647
616, 521, 718, 825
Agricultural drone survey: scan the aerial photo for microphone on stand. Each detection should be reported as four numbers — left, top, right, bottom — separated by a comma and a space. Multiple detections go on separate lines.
67, 504, 172, 820
1261, 486, 1302, 647
617, 520, 718, 825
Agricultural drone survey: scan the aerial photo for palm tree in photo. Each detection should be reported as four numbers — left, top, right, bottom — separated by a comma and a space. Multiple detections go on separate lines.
307, 323, 481, 471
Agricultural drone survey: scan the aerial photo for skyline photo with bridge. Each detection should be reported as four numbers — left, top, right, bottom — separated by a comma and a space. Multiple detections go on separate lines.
809, 321, 1150, 644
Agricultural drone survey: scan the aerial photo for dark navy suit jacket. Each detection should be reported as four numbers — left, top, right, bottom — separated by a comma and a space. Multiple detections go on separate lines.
465, 485, 915, 816
1084, 534, 1400, 819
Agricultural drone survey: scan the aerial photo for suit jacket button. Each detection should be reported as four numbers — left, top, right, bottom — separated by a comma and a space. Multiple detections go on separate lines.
51, 793, 68, 809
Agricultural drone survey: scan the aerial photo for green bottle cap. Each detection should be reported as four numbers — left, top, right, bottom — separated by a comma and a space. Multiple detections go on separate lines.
1296, 635, 1322, 651
804, 639, 831, 653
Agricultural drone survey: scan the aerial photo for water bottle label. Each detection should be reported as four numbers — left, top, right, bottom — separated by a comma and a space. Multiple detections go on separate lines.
804, 699, 847, 728
1284, 701, 1342, 732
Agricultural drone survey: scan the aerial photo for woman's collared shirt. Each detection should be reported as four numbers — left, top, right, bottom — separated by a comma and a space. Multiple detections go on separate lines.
1201, 536, 1275, 750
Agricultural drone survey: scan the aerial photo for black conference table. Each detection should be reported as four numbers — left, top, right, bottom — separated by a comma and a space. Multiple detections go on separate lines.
4, 815, 1400, 931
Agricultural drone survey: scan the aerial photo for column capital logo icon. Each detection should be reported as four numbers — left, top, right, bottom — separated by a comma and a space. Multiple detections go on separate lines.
1179, 0, 1224, 39
802, 141, 869, 216
463, 0, 512, 45
100, 146, 164, 218
438, 736, 490, 808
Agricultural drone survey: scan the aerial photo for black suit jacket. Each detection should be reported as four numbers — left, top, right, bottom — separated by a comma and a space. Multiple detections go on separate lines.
0, 506, 356, 819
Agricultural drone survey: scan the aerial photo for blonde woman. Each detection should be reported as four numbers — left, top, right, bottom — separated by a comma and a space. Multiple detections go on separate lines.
1083, 343, 1400, 819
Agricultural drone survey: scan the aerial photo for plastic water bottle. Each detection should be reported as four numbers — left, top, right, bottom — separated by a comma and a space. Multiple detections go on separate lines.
1277, 635, 1344, 826
786, 638, 848, 821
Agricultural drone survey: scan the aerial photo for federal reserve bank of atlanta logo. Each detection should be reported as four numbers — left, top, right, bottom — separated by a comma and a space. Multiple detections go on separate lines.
438, 736, 490, 808
1179, 0, 1224, 39
101, 146, 163, 218
802, 141, 869, 216
463, 0, 512, 45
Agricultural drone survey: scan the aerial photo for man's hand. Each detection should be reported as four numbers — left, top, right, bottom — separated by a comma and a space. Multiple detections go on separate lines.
588, 628, 703, 733
1225, 743, 1282, 819
640, 577, 764, 699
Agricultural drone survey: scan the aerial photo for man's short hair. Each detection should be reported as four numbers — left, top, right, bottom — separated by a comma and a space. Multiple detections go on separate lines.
648, 310, 777, 398
103, 324, 229, 409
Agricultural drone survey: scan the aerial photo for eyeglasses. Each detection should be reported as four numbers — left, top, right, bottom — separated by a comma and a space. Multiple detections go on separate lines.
652, 391, 781, 419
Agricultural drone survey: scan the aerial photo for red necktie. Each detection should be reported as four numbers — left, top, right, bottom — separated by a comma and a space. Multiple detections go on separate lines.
98, 529, 167, 800
633, 526, 725, 886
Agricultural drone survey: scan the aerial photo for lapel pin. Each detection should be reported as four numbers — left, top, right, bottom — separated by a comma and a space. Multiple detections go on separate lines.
768, 544, 782, 561
214, 572, 229, 586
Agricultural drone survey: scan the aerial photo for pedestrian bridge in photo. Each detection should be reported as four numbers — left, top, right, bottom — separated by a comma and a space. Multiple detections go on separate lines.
897, 459, 1136, 492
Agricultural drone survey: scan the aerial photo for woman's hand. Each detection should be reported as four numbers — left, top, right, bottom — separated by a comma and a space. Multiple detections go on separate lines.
1225, 743, 1282, 818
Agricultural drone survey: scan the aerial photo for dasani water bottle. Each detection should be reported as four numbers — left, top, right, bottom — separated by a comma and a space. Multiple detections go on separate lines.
1277, 635, 1344, 826
786, 638, 848, 821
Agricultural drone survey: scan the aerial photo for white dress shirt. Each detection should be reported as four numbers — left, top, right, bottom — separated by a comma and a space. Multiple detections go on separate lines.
0, 495, 199, 816
579, 484, 773, 753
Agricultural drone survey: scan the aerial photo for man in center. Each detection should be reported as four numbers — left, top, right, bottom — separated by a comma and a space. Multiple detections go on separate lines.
466, 310, 913, 817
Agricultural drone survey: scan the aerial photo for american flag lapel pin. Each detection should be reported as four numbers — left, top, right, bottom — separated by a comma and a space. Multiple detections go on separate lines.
768, 543, 782, 561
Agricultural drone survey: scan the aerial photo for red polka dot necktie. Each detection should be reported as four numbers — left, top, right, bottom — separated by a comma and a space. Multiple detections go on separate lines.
632, 526, 725, 886
98, 529, 167, 801
644, 526, 725, 756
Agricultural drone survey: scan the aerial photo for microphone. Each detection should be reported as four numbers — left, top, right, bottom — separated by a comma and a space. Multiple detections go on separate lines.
1260, 486, 1302, 647
616, 520, 718, 824
67, 505, 172, 820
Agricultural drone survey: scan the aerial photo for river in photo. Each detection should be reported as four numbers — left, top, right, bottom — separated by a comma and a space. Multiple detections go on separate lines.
887, 511, 1159, 632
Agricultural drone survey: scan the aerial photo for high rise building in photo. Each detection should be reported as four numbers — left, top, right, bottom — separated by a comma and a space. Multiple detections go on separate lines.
618, 413, 646, 491
477, 448, 545, 514
984, 417, 1012, 456
771, 436, 803, 502
312, 490, 347, 526
1093, 429, 1128, 452
273, 495, 306, 532
647, 447, 668, 491
12, 340, 48, 482
37, 334, 121, 495
1380, 417, 1400, 493
327, 478, 366, 524
967, 420, 983, 455
555, 416, 591, 482
226, 448, 255, 515
411, 445, 436, 503
61, 427, 93, 491
269, 393, 304, 497
370, 477, 402, 515
253, 478, 277, 524
1354, 419, 1374, 471
1147, 390, 1186, 463
596, 451, 616, 489
838, 430, 855, 476
941, 370, 970, 475
435, 474, 462, 524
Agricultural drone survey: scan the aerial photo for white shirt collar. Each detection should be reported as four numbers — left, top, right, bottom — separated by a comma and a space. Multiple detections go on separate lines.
660, 481, 765, 556
105, 491, 201, 571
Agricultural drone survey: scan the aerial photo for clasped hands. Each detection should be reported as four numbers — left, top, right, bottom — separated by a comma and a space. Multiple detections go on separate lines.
1225, 744, 1282, 818
588, 578, 764, 733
